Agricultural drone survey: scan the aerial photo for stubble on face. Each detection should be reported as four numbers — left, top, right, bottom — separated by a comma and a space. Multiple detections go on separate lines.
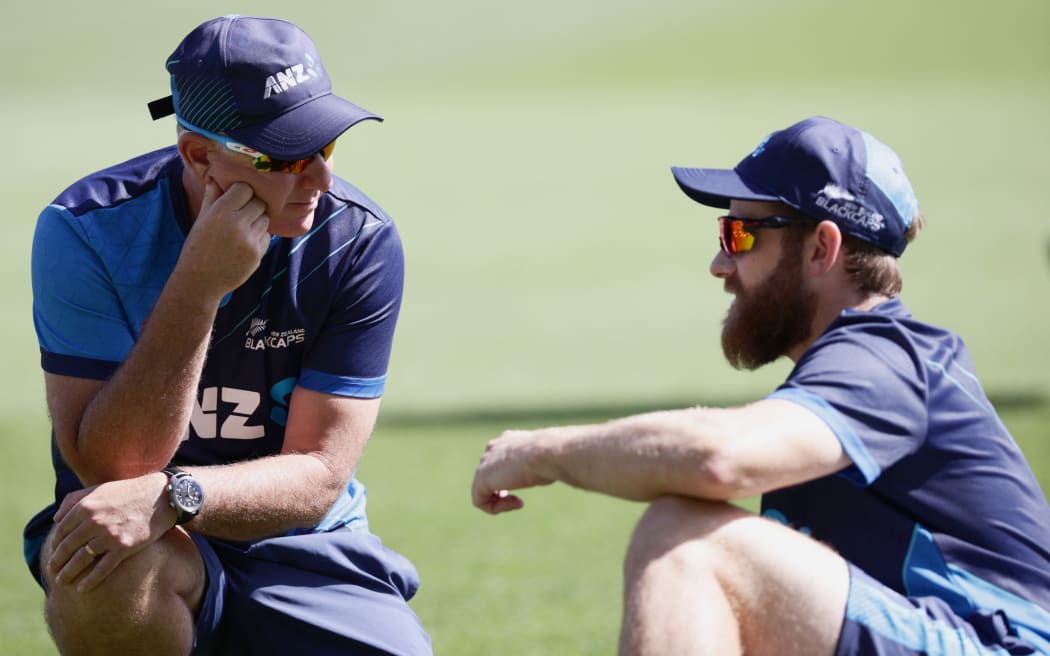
720, 236, 818, 370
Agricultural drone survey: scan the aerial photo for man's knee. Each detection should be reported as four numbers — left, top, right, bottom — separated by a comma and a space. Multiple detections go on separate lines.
42, 529, 203, 654
625, 496, 748, 568
43, 528, 189, 599
622, 497, 849, 653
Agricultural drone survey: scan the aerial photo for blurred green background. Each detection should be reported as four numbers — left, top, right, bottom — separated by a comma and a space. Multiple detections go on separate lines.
2, 1, 1047, 653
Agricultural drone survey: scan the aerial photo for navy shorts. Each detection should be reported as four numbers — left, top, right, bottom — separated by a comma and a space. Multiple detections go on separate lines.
24, 506, 432, 655
838, 564, 1042, 655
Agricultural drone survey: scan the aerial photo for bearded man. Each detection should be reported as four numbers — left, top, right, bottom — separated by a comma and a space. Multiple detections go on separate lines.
470, 117, 1050, 655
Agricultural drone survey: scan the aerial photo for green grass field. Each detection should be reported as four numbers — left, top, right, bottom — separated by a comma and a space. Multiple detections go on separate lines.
2, 1, 1048, 653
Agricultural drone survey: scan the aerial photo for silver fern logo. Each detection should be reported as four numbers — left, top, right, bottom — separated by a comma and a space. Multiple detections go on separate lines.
248, 318, 269, 337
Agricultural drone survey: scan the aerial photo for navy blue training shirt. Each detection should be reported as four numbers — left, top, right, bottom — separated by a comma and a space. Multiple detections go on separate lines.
763, 298, 1050, 650
31, 146, 404, 532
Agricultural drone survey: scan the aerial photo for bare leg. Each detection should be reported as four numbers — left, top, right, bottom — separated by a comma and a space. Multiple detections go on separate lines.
41, 527, 205, 656
620, 496, 849, 656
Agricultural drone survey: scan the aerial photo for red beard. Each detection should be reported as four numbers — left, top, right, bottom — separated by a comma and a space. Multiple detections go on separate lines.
720, 243, 817, 370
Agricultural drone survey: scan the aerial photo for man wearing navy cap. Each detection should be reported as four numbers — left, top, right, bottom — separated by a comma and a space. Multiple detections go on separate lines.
472, 117, 1050, 654
25, 15, 431, 655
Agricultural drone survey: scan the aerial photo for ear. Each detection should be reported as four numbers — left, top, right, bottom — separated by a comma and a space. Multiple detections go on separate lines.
806, 220, 843, 278
178, 131, 215, 181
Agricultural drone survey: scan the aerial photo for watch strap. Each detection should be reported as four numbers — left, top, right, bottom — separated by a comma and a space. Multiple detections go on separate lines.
163, 466, 200, 525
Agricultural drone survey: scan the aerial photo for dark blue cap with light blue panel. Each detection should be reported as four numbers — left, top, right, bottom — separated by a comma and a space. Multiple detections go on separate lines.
672, 116, 919, 257
148, 15, 380, 161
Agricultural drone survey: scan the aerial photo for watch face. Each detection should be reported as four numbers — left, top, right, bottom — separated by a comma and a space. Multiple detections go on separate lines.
172, 476, 204, 513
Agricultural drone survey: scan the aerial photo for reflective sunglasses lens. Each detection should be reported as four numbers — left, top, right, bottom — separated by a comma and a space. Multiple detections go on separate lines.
320, 140, 337, 160
719, 218, 756, 254
719, 218, 732, 254
731, 221, 755, 253
280, 158, 310, 174
267, 141, 337, 174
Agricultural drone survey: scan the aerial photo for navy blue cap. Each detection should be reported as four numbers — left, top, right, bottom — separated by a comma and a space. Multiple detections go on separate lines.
671, 117, 919, 256
148, 15, 380, 160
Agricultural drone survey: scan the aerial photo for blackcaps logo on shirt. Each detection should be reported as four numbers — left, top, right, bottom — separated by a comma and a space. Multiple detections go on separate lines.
814, 183, 886, 233
245, 318, 306, 351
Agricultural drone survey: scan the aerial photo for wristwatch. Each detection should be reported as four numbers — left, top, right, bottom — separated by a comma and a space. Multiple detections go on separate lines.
163, 467, 204, 525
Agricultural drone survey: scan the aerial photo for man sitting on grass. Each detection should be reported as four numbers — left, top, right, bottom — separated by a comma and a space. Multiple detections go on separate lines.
471, 116, 1050, 655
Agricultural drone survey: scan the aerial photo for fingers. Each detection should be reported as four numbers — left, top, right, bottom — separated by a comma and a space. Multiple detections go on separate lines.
200, 179, 221, 210
475, 489, 525, 515
250, 213, 273, 249
471, 428, 562, 515
472, 432, 530, 513
49, 486, 94, 551
51, 486, 88, 524
48, 527, 107, 589
47, 510, 97, 579
46, 483, 128, 590
45, 476, 176, 594
51, 543, 100, 588
214, 183, 270, 234
471, 465, 526, 514
50, 538, 121, 592
180, 182, 271, 293
199, 182, 267, 229
202, 180, 252, 213
75, 550, 120, 592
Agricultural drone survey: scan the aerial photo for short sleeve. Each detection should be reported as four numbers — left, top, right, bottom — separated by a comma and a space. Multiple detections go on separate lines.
770, 320, 929, 485
297, 217, 404, 398
32, 204, 133, 377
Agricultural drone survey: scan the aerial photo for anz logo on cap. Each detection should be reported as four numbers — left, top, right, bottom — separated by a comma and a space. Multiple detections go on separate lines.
262, 54, 323, 100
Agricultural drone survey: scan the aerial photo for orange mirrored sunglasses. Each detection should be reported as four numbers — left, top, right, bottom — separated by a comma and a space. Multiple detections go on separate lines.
718, 215, 810, 255
188, 121, 336, 174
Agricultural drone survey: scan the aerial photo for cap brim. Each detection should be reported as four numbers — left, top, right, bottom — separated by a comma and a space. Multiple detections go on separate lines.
229, 93, 382, 160
671, 166, 780, 209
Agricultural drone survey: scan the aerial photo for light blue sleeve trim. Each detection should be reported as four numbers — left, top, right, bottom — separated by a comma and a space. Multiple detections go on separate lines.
296, 368, 386, 398
767, 387, 880, 485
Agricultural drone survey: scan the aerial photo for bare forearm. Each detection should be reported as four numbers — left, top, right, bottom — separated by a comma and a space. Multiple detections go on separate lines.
473, 400, 852, 514
184, 453, 350, 541
177, 391, 381, 541
75, 277, 221, 483
47, 454, 352, 586
472, 407, 744, 514
532, 408, 736, 501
